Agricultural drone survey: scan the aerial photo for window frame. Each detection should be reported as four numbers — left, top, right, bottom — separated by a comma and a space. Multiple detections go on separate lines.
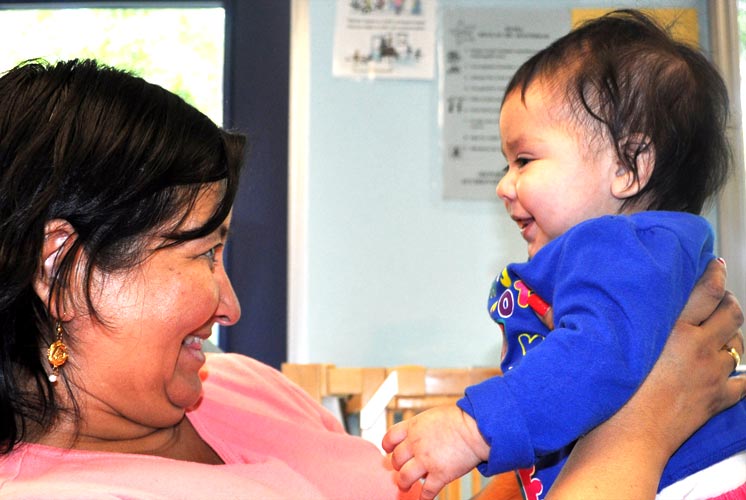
709, 0, 746, 309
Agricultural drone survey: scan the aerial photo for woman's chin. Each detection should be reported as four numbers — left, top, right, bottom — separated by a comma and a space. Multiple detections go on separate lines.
167, 354, 207, 410
167, 379, 204, 411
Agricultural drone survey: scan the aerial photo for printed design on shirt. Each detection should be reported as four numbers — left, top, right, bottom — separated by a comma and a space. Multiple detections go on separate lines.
499, 267, 512, 288
515, 280, 550, 317
490, 267, 550, 319
517, 333, 545, 356
517, 465, 544, 500
489, 266, 550, 363
490, 268, 514, 319
491, 288, 515, 319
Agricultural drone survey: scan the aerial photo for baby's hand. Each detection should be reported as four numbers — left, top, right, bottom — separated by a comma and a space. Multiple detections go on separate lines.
381, 404, 489, 500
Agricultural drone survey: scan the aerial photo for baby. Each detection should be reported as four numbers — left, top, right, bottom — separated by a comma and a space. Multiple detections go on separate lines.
383, 9, 746, 500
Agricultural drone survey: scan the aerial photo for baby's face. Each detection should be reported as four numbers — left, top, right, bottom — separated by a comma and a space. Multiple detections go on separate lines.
497, 83, 624, 258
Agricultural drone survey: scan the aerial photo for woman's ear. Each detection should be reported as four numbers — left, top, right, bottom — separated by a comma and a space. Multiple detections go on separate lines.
612, 136, 655, 200
33, 219, 77, 320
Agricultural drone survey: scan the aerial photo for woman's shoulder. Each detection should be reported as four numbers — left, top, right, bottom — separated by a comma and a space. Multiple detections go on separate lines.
194, 353, 344, 433
202, 352, 285, 383
0, 441, 313, 499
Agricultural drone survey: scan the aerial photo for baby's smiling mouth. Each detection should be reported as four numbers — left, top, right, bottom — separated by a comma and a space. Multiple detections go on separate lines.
512, 216, 534, 236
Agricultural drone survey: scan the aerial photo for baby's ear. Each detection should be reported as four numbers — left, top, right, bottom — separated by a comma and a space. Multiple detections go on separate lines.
33, 219, 77, 320
612, 135, 655, 200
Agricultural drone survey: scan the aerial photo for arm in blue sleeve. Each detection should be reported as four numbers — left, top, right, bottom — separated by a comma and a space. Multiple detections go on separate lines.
460, 215, 711, 476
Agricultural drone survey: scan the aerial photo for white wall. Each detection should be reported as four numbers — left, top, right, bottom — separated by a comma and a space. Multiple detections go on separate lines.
289, 0, 709, 368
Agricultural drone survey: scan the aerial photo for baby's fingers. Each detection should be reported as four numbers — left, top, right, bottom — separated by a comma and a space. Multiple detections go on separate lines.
389, 441, 414, 471
419, 475, 447, 500
396, 457, 427, 493
382, 422, 407, 453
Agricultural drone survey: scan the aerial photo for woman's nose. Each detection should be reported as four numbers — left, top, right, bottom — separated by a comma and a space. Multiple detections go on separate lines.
215, 269, 241, 326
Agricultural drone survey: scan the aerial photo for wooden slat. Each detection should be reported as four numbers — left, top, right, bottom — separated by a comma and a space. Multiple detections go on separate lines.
388, 366, 426, 395
470, 473, 482, 498
443, 480, 460, 500
360, 367, 387, 407
468, 367, 502, 385
425, 367, 501, 395
327, 367, 363, 395
280, 363, 331, 402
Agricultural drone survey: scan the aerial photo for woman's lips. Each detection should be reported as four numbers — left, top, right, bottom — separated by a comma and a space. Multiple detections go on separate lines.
182, 335, 206, 362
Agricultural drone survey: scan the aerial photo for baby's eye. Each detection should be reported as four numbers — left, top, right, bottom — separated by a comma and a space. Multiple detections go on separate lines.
515, 157, 531, 167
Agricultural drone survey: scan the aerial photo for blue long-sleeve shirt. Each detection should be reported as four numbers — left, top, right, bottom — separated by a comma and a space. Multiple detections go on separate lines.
458, 212, 746, 497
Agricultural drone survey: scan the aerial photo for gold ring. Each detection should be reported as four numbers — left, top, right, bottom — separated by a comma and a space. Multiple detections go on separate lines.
723, 346, 741, 371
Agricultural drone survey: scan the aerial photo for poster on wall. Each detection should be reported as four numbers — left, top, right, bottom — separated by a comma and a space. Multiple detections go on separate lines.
440, 7, 570, 200
441, 7, 698, 200
333, 0, 436, 80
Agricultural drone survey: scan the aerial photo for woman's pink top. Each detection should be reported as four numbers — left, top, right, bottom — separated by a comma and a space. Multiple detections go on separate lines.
0, 353, 420, 499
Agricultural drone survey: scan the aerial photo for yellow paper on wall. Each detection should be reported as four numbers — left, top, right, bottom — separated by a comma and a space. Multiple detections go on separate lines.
571, 8, 699, 47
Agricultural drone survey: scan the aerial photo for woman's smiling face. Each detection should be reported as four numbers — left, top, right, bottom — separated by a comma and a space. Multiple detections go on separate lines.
68, 184, 240, 432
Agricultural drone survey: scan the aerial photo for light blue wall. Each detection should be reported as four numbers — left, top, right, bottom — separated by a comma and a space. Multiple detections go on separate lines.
304, 0, 707, 367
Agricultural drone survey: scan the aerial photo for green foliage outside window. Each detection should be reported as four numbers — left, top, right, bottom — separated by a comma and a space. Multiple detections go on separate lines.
0, 7, 224, 124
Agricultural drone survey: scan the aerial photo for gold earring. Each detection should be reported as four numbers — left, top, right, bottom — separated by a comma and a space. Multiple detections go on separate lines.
47, 321, 69, 383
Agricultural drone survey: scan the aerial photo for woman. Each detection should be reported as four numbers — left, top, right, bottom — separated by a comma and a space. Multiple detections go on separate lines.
0, 59, 742, 499
0, 58, 411, 499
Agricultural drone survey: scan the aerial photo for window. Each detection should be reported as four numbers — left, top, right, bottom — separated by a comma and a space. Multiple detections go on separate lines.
0, 6, 224, 124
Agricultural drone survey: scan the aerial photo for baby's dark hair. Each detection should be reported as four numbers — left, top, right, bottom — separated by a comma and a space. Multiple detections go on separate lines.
504, 9, 730, 214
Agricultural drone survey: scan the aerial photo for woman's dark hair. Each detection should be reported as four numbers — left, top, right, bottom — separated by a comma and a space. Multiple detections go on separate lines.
504, 9, 731, 214
0, 59, 246, 453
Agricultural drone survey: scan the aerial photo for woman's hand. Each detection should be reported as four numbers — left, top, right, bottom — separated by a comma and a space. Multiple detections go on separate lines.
547, 258, 745, 499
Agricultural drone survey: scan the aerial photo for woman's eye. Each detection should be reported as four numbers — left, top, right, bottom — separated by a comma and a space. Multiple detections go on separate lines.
203, 245, 221, 265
